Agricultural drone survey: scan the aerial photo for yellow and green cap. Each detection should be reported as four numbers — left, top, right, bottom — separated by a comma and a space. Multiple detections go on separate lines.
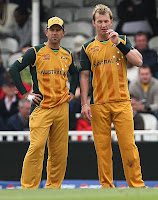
47, 16, 64, 29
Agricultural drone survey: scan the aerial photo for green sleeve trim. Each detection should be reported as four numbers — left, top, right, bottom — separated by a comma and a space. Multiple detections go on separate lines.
119, 35, 126, 42
60, 46, 71, 54
29, 65, 43, 100
80, 46, 91, 71
79, 38, 94, 71
34, 44, 46, 53
126, 37, 134, 50
83, 38, 95, 49
119, 35, 134, 50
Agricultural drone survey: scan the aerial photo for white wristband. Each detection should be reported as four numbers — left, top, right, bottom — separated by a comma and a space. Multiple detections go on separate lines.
81, 104, 88, 109
27, 94, 35, 101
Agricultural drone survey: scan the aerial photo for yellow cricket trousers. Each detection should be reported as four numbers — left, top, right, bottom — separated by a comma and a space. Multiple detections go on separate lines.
90, 101, 145, 188
21, 102, 69, 189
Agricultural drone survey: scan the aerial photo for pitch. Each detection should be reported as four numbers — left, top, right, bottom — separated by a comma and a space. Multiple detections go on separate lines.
0, 188, 158, 200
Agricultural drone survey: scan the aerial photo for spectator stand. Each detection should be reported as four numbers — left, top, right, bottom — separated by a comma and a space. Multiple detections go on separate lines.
148, 36, 158, 53
0, 38, 18, 69
1, 1, 158, 144
42, 0, 119, 51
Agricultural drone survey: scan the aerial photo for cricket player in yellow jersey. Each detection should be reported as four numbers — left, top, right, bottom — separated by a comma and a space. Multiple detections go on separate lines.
80, 4, 145, 188
9, 17, 79, 188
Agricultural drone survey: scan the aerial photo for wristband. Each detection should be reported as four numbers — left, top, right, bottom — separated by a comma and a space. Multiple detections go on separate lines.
81, 104, 88, 109
116, 42, 130, 55
27, 94, 35, 101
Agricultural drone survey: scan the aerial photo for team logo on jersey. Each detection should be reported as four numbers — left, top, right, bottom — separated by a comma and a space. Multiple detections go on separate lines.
111, 44, 116, 47
43, 54, 50, 60
91, 46, 99, 53
17, 57, 23, 63
61, 56, 67, 60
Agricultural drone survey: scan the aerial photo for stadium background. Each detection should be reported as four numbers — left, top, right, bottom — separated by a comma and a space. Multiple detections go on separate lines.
1, 0, 158, 189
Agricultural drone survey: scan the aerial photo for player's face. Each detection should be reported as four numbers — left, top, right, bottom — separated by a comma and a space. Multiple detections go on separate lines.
45, 25, 65, 46
93, 13, 113, 36
139, 68, 152, 84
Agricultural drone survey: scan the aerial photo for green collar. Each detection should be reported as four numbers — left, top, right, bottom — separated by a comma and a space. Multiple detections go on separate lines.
53, 49, 59, 53
102, 41, 107, 44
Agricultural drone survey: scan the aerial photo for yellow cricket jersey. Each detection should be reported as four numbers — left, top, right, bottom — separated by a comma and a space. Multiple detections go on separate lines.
80, 35, 134, 104
9, 43, 79, 109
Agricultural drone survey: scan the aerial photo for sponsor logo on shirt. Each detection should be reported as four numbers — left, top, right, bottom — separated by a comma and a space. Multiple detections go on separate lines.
91, 46, 99, 53
43, 54, 50, 60
111, 44, 116, 47
61, 56, 67, 60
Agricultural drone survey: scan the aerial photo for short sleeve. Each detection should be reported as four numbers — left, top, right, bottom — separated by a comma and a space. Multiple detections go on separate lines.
126, 37, 134, 50
80, 46, 91, 71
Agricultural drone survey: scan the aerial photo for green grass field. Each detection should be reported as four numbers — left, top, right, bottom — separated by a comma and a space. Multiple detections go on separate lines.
0, 188, 158, 200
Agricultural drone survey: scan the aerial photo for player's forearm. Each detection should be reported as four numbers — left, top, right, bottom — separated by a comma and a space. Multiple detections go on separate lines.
80, 71, 90, 106
126, 49, 143, 67
9, 61, 27, 95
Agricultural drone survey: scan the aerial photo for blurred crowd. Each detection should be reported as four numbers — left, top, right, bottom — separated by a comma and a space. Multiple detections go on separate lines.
0, 0, 158, 133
